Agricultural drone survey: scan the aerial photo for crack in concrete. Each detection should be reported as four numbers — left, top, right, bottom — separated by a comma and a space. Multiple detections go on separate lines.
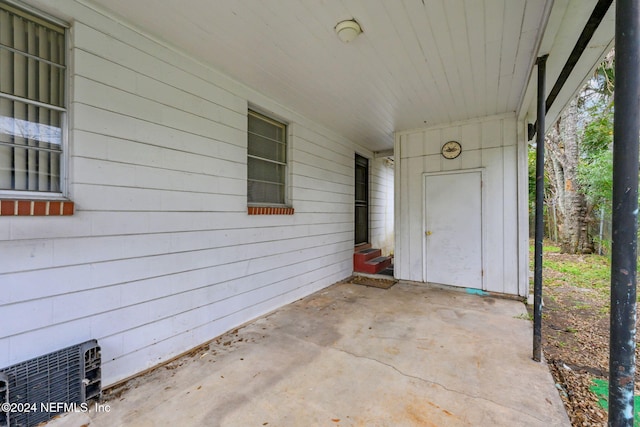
331, 345, 550, 424
280, 308, 557, 425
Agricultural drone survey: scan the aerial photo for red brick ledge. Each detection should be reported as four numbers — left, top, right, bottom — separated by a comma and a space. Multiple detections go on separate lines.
0, 199, 75, 216
248, 206, 294, 215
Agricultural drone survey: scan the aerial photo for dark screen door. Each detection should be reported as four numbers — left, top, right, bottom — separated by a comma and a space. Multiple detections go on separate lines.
355, 154, 369, 245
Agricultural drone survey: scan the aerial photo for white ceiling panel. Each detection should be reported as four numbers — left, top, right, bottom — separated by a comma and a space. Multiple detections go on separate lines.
78, 0, 611, 151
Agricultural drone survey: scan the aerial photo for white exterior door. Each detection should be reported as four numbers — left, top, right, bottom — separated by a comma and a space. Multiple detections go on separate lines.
424, 171, 483, 289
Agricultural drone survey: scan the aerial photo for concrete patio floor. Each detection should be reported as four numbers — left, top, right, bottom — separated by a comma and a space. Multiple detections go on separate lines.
50, 281, 569, 427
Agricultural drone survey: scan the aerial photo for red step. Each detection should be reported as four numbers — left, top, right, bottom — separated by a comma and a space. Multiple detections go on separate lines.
354, 248, 381, 265
359, 256, 392, 274
354, 248, 392, 274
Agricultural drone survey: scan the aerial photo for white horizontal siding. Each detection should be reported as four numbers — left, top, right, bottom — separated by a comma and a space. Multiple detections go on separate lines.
370, 157, 394, 255
74, 157, 246, 196
3, 224, 353, 281
395, 114, 524, 296
72, 105, 246, 180
5, 242, 352, 338
0, 0, 366, 386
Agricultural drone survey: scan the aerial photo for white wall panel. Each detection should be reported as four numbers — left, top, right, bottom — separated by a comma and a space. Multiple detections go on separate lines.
503, 145, 520, 294
370, 157, 394, 255
407, 157, 424, 282
395, 114, 525, 296
461, 149, 482, 170
482, 147, 506, 293
423, 154, 441, 173
0, 0, 370, 387
461, 123, 481, 151
2, 267, 89, 305
72, 105, 247, 162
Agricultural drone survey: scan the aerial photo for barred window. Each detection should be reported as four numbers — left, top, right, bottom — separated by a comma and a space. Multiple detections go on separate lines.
247, 110, 287, 205
0, 2, 66, 193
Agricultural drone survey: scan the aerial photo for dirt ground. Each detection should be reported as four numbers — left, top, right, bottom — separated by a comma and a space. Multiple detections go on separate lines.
540, 251, 640, 426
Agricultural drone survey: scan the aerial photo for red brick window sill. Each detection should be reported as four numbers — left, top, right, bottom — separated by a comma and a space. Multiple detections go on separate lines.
0, 199, 75, 216
248, 206, 294, 215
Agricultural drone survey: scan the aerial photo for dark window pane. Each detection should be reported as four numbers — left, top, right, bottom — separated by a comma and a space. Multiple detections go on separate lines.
0, 4, 65, 193
248, 133, 285, 163
247, 110, 287, 204
248, 180, 284, 205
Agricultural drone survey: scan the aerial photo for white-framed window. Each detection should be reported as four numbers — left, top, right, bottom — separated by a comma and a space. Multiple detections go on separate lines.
0, 2, 67, 194
247, 109, 288, 205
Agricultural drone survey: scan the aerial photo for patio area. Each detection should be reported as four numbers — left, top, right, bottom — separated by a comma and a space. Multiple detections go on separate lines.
50, 281, 569, 426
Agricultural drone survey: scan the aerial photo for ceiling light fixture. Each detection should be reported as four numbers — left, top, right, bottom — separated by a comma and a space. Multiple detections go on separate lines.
335, 19, 362, 43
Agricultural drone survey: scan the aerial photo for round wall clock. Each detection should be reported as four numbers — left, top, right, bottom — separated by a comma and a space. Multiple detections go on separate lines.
441, 141, 462, 159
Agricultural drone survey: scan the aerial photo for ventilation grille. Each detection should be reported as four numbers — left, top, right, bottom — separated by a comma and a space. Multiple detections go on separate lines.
0, 340, 101, 427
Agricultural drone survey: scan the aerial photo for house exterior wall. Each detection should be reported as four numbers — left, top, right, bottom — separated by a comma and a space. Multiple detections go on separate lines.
369, 157, 394, 255
0, 0, 389, 386
394, 113, 527, 296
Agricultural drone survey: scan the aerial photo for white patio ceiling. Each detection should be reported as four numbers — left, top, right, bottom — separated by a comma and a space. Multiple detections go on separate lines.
79, 0, 614, 152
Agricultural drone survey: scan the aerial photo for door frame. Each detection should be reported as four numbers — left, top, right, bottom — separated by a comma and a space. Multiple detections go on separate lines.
354, 153, 369, 245
422, 168, 487, 290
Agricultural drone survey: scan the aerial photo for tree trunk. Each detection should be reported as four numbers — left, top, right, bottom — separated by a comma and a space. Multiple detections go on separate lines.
545, 100, 593, 254
544, 122, 564, 243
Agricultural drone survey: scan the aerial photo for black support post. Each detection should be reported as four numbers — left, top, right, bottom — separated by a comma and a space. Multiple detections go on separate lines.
609, 0, 640, 425
533, 55, 548, 363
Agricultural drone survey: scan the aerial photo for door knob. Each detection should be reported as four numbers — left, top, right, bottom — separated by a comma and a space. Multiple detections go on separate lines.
425, 231, 432, 236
